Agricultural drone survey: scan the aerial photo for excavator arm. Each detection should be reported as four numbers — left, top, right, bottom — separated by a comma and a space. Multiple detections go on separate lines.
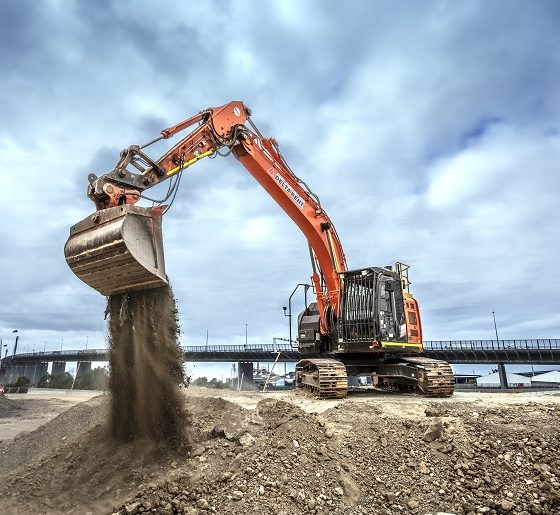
86, 101, 250, 209
69, 101, 347, 334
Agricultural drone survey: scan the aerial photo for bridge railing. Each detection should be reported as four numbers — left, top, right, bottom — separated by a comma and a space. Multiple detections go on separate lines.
3, 339, 560, 361
183, 343, 294, 353
423, 339, 560, 350
185, 340, 560, 353
4, 349, 109, 359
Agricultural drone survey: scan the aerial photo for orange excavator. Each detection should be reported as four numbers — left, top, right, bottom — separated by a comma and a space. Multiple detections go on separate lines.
64, 101, 454, 398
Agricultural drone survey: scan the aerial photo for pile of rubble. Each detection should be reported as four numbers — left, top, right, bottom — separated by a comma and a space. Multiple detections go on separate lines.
0, 391, 559, 514
114, 396, 560, 515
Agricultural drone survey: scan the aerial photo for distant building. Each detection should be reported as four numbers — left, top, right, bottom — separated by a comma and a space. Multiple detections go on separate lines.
476, 372, 531, 388
530, 371, 560, 388
455, 374, 480, 385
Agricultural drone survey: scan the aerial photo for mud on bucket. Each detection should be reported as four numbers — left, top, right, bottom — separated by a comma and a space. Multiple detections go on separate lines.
64, 205, 168, 296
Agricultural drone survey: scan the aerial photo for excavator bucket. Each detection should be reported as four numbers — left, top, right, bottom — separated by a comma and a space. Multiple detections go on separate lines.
64, 205, 167, 296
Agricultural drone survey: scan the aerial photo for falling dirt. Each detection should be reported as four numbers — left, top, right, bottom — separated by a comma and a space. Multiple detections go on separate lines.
107, 285, 189, 447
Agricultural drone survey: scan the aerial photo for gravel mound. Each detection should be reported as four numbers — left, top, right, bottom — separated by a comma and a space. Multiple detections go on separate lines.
0, 395, 25, 418
0, 391, 559, 514
114, 396, 560, 515
0, 395, 190, 514
0, 395, 107, 476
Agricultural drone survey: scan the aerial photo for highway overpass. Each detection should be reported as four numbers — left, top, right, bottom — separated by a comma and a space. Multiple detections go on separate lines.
1, 339, 558, 386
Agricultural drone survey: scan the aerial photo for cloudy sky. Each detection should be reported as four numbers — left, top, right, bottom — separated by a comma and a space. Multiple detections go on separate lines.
1, 0, 559, 361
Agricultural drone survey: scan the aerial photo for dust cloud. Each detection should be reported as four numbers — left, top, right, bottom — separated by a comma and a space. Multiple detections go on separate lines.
106, 285, 188, 447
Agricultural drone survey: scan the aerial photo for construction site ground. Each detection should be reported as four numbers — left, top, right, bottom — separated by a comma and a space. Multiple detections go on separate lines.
0, 387, 559, 514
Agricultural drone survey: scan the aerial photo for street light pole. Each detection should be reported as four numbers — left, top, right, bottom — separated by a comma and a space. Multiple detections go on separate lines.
245, 323, 248, 350
12, 330, 19, 356
492, 311, 500, 348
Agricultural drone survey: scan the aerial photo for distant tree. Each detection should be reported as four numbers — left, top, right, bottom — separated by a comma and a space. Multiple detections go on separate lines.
193, 376, 209, 387
208, 378, 226, 389
15, 376, 30, 388
74, 367, 109, 390
192, 376, 227, 389
37, 373, 51, 388
49, 372, 73, 389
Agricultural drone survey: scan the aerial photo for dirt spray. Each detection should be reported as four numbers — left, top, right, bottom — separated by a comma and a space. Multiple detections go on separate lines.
106, 285, 188, 446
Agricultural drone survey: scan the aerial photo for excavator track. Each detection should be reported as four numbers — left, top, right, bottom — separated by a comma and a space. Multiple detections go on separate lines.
404, 357, 455, 397
373, 357, 455, 397
295, 358, 348, 399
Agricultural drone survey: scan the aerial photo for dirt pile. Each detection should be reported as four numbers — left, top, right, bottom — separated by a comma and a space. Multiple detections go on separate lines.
1, 389, 559, 514
107, 285, 188, 446
0, 395, 189, 514
315, 399, 560, 514
113, 393, 560, 515
0, 395, 24, 417
0, 396, 107, 475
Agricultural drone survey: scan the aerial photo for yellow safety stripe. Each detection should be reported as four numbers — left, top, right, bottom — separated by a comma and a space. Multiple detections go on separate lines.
380, 341, 422, 348
166, 150, 214, 176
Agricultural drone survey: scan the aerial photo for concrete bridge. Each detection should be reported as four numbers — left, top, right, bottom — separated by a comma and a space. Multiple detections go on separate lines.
1, 339, 558, 387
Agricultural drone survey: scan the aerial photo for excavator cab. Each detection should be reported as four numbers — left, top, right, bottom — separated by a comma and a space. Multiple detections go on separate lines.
64, 205, 167, 296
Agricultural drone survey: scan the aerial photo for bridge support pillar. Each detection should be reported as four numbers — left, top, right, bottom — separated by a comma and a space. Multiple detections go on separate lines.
22, 362, 49, 386
76, 361, 92, 378
238, 362, 254, 390
35, 362, 49, 385
52, 361, 66, 377
1, 364, 14, 384
4, 365, 15, 384
11, 364, 26, 384
498, 363, 508, 389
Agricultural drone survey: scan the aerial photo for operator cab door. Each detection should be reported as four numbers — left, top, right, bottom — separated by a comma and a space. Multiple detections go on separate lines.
338, 267, 406, 348
377, 273, 406, 342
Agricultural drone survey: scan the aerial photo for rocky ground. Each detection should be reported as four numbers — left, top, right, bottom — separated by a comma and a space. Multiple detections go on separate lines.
0, 388, 559, 514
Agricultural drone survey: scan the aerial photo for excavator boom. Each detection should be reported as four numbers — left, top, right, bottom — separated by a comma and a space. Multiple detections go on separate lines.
65, 101, 347, 332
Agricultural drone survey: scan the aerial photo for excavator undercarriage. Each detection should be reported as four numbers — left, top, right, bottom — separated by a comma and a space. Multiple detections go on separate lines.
295, 356, 455, 399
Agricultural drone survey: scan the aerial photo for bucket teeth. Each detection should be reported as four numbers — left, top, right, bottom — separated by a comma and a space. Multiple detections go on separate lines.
64, 205, 168, 296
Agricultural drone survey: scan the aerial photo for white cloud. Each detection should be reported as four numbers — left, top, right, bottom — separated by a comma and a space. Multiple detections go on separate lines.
0, 0, 558, 352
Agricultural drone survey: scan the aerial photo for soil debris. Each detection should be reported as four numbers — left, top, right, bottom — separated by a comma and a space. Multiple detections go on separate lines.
0, 387, 559, 513
0, 396, 24, 418
107, 285, 189, 446
113, 391, 560, 515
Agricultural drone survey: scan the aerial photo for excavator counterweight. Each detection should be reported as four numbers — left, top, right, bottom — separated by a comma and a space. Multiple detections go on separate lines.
64, 205, 167, 296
